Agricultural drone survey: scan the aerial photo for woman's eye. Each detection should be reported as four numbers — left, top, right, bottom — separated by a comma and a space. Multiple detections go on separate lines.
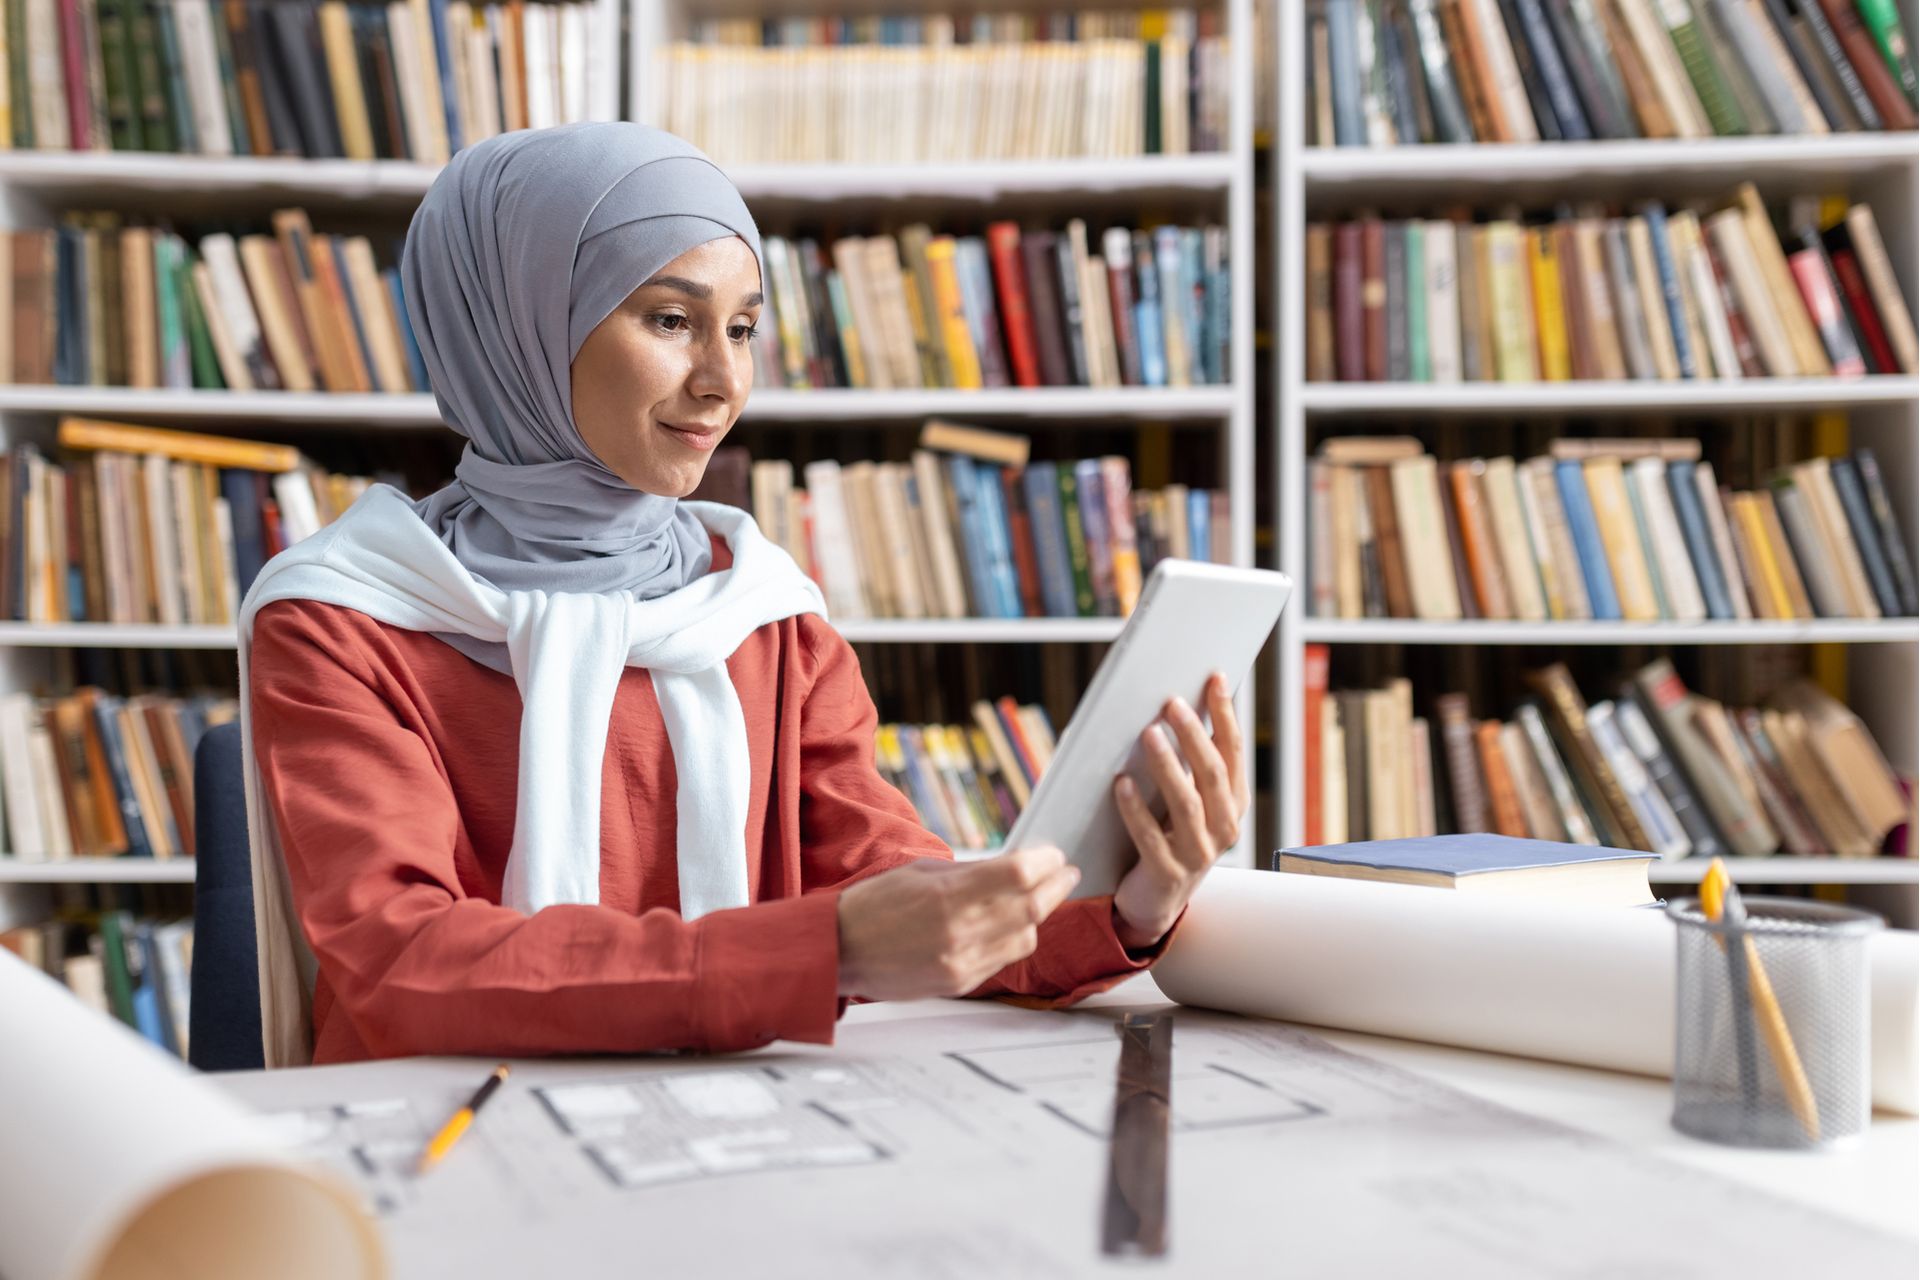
651, 313, 689, 333
729, 323, 760, 343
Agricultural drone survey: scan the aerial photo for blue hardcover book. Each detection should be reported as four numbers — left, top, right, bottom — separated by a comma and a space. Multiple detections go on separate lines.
55, 228, 83, 386
221, 469, 269, 597
1132, 228, 1168, 387
1830, 457, 1902, 617
90, 694, 154, 860
124, 925, 167, 1048
1640, 204, 1697, 379
1022, 462, 1077, 617
1180, 228, 1207, 386
944, 457, 1003, 618
1666, 461, 1734, 620
894, 728, 952, 846
1622, 477, 1671, 619
972, 460, 1024, 618
1153, 228, 1190, 385
427, 0, 464, 152
386, 268, 430, 392
1187, 488, 1212, 563
1510, 0, 1593, 139
1204, 227, 1229, 386
1273, 834, 1655, 906
1327, 0, 1365, 145
955, 237, 1011, 389
1555, 459, 1621, 620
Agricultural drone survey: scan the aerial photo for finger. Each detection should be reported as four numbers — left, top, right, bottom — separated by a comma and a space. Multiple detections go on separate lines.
976, 862, 1080, 942
1115, 773, 1180, 879
961, 844, 1067, 899
1207, 672, 1249, 812
1142, 723, 1209, 865
1165, 695, 1234, 845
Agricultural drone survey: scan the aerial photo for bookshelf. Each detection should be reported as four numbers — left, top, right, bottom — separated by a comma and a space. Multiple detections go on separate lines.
1273, 10, 1920, 906
0, 0, 1263, 930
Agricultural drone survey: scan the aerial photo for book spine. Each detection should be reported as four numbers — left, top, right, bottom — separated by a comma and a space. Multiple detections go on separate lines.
1853, 448, 1918, 615
1056, 465, 1095, 617
1021, 462, 1076, 618
1554, 458, 1622, 619
1828, 456, 1902, 617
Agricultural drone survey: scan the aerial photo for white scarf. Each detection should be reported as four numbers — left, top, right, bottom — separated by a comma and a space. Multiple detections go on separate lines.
236, 485, 825, 1067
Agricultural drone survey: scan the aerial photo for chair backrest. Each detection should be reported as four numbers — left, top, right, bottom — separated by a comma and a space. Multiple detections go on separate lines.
188, 721, 264, 1071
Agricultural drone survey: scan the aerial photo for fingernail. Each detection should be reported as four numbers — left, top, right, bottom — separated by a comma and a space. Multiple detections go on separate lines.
1169, 697, 1193, 722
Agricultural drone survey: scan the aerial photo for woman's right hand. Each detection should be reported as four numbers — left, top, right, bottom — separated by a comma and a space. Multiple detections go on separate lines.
835, 845, 1080, 1000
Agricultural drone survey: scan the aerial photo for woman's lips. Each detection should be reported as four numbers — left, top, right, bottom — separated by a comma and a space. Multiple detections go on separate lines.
659, 422, 722, 452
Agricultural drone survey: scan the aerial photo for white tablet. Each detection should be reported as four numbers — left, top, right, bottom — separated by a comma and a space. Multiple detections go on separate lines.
1002, 560, 1292, 899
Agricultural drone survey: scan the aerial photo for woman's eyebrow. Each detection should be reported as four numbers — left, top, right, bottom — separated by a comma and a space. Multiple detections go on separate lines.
639, 278, 764, 309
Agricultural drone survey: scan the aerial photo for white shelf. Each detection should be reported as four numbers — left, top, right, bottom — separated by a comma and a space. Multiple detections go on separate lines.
1301, 619, 1920, 646
0, 152, 441, 208
726, 154, 1235, 201
0, 618, 1129, 649
0, 384, 1234, 426
1648, 858, 1919, 887
1299, 377, 1920, 416
836, 618, 1125, 644
1300, 135, 1920, 190
0, 150, 1239, 205
0, 386, 444, 426
0, 858, 196, 884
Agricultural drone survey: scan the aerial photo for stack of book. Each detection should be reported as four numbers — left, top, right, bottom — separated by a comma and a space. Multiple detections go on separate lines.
1304, 186, 1917, 382
655, 8, 1231, 163
748, 423, 1230, 622
1307, 434, 1916, 621
875, 697, 1058, 854
1303, 648, 1912, 859
1, 0, 620, 159
755, 219, 1231, 391
2, 913, 193, 1058
1305, 0, 1918, 145
3, 419, 391, 626
7, 208, 426, 393
0, 686, 231, 862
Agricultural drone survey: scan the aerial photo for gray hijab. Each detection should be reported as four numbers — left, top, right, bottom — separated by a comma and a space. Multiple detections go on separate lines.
400, 123, 763, 672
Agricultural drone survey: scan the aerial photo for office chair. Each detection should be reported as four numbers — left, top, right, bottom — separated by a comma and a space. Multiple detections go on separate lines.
188, 721, 264, 1071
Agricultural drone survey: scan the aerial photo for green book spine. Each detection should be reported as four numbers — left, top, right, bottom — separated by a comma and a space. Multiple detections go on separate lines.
176, 247, 223, 388
127, 0, 173, 151
1854, 0, 1919, 101
6, 0, 31, 148
97, 912, 137, 1028
1406, 221, 1429, 382
1056, 467, 1096, 617
96, 0, 143, 149
1656, 1, 1750, 134
153, 235, 183, 384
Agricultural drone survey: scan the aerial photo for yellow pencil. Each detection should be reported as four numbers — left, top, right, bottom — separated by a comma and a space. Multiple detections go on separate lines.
1701, 860, 1820, 1141
416, 1064, 510, 1175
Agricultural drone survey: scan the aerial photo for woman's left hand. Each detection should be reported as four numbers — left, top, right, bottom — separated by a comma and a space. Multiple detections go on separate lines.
1109, 671, 1247, 950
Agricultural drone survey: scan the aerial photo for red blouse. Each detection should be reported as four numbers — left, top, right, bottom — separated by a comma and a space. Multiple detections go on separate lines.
247, 540, 1159, 1064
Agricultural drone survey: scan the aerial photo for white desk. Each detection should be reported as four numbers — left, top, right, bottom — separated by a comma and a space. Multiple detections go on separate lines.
217, 976, 1918, 1277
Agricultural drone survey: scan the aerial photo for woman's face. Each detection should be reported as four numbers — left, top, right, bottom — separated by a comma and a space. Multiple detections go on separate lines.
570, 236, 762, 498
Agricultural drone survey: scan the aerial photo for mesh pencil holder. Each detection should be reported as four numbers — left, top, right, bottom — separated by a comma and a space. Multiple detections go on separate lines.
1668, 898, 1883, 1151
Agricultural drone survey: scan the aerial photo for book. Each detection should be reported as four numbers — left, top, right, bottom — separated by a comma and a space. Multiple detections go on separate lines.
1275, 834, 1655, 907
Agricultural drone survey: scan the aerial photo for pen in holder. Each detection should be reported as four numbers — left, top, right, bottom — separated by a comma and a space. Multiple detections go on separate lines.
1668, 893, 1883, 1150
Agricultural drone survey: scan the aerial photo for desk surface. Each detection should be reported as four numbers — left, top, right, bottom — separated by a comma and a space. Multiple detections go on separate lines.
218, 976, 1918, 1277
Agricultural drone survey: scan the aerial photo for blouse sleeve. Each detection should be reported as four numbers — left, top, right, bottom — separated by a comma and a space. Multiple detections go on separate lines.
248, 601, 843, 1059
793, 618, 1171, 1006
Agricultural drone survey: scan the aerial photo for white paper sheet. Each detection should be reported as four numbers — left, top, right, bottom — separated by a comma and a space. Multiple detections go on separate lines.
211, 997, 1914, 1279
0, 951, 383, 1280
1154, 869, 1919, 1114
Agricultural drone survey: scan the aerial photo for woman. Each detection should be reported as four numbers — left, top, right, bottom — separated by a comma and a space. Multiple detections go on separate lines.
239, 124, 1245, 1068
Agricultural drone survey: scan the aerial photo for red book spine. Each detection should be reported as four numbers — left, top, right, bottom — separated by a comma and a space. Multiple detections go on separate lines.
1817, 0, 1919, 129
58, 0, 93, 150
1000, 466, 1044, 617
1333, 222, 1365, 382
1827, 245, 1900, 376
985, 222, 1042, 388
1302, 643, 1328, 847
994, 695, 1040, 787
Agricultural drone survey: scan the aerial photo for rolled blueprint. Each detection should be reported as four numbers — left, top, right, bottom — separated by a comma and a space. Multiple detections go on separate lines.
1155, 868, 1919, 1115
0, 951, 384, 1280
